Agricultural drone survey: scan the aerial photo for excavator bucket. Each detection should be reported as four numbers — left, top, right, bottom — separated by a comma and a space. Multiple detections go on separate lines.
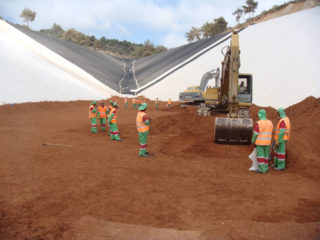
214, 117, 253, 144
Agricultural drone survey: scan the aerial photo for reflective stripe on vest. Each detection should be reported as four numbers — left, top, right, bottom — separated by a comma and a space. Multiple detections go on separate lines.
275, 117, 291, 141
136, 111, 149, 132
98, 106, 107, 118
256, 119, 273, 145
89, 105, 96, 118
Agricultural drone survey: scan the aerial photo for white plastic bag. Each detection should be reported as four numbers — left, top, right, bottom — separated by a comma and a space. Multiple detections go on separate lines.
248, 147, 258, 171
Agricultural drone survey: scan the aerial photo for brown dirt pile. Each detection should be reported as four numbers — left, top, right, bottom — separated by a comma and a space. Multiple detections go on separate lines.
0, 97, 319, 240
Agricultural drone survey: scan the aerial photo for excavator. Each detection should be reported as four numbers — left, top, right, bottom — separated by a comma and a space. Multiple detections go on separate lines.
179, 31, 253, 144
213, 31, 253, 144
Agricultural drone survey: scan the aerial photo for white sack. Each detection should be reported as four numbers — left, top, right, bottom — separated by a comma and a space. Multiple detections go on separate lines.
249, 148, 258, 171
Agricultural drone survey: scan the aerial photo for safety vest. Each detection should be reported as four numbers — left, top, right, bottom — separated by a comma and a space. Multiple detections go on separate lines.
275, 117, 291, 141
98, 106, 107, 118
136, 111, 149, 133
89, 105, 96, 118
255, 119, 273, 145
132, 99, 136, 103
168, 99, 172, 104
125, 98, 128, 103
110, 108, 117, 124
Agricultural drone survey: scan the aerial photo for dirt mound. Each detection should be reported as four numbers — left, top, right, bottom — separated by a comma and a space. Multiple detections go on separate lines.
0, 97, 319, 239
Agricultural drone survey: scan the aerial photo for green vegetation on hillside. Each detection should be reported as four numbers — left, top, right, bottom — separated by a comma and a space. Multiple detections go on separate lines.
40, 24, 167, 58
185, 0, 308, 42
185, 17, 228, 42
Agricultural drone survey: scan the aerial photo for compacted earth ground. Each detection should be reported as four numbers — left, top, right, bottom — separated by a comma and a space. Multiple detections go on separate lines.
0, 97, 320, 240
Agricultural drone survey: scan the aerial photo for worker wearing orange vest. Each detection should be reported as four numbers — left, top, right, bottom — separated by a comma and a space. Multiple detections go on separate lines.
108, 102, 121, 141
136, 103, 151, 157
98, 102, 108, 132
274, 108, 291, 170
167, 98, 172, 108
251, 109, 274, 173
124, 97, 128, 109
89, 101, 98, 133
106, 100, 113, 136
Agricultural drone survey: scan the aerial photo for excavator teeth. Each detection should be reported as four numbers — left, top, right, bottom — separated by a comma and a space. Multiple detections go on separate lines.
214, 117, 253, 145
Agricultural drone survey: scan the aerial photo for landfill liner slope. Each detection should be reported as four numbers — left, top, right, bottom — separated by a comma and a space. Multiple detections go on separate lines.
0, 97, 319, 240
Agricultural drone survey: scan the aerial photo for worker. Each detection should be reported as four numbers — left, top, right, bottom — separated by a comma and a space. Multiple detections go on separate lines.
274, 108, 291, 170
132, 98, 136, 109
108, 102, 121, 141
139, 97, 143, 107
124, 97, 128, 109
136, 103, 151, 157
89, 101, 98, 133
155, 97, 159, 110
98, 102, 108, 132
251, 109, 273, 173
135, 98, 140, 109
106, 100, 113, 136
238, 81, 246, 94
167, 98, 172, 108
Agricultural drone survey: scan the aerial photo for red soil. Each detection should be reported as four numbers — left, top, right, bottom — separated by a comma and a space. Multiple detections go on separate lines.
0, 97, 319, 239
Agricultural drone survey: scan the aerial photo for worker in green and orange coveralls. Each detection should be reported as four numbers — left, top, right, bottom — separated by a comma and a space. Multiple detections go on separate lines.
155, 97, 159, 110
97, 102, 108, 132
89, 101, 98, 133
124, 97, 128, 109
251, 109, 273, 173
136, 103, 151, 157
167, 98, 172, 108
273, 108, 291, 170
108, 102, 121, 141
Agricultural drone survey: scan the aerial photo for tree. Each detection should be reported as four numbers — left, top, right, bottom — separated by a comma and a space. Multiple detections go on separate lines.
233, 8, 244, 23
242, 0, 258, 18
40, 23, 64, 38
201, 17, 228, 38
185, 27, 201, 42
20, 8, 36, 26
62, 28, 90, 46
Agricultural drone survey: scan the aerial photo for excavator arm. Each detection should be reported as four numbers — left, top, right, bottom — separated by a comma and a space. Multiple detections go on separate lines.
214, 32, 253, 144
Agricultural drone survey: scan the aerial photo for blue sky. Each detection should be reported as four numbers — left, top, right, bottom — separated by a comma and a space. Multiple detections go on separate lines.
0, 0, 287, 48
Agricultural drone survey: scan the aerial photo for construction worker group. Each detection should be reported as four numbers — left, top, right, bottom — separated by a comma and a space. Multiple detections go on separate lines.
90, 98, 291, 169
252, 108, 291, 173
89, 97, 170, 157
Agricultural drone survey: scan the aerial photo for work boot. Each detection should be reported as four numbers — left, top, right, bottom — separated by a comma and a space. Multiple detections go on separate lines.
274, 167, 284, 171
139, 152, 149, 157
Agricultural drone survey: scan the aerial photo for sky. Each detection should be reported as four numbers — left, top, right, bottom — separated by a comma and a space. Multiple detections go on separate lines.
0, 0, 287, 48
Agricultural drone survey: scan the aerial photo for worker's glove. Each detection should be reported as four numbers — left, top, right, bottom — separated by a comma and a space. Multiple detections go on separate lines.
275, 139, 279, 147
92, 109, 97, 113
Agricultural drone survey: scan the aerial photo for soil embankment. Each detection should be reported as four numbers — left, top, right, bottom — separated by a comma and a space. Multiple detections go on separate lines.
0, 97, 319, 239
